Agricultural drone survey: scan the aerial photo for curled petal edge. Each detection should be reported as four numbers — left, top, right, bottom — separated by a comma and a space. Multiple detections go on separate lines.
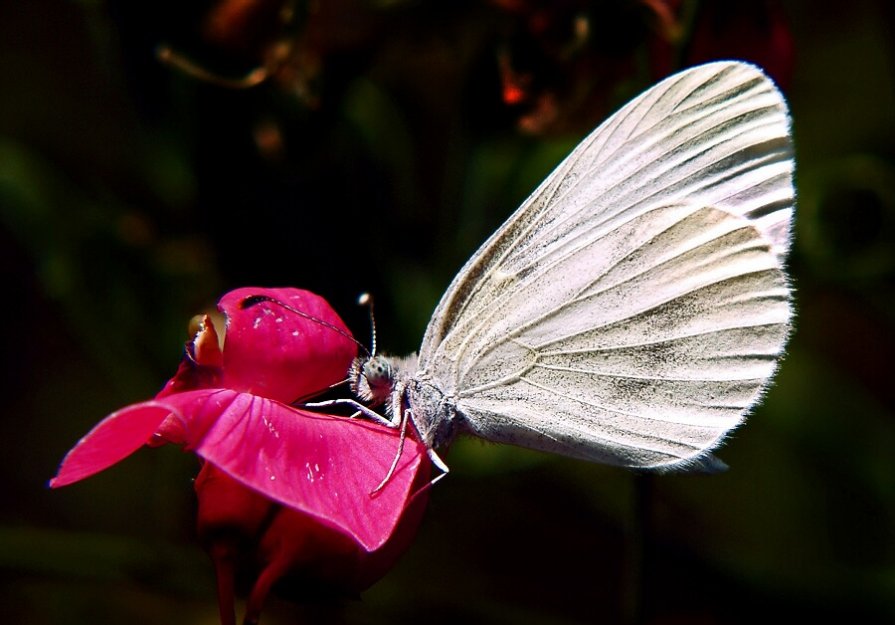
49, 402, 175, 488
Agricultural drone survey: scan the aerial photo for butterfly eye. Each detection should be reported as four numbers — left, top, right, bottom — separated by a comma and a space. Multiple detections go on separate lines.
363, 357, 394, 390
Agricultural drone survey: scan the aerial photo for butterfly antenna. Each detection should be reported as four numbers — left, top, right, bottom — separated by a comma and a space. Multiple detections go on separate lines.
357, 292, 378, 356
240, 294, 369, 356
241, 293, 373, 406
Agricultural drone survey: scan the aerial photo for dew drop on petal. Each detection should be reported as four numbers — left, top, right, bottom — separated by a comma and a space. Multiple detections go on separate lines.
305, 462, 314, 483
262, 416, 279, 438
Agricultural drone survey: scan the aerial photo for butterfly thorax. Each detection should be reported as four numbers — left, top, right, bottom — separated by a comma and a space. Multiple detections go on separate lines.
404, 373, 459, 449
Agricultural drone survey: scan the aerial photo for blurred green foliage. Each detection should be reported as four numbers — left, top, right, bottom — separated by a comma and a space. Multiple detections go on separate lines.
1, 0, 893, 623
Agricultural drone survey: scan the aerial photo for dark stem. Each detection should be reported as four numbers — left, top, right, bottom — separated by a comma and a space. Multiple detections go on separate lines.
210, 541, 239, 625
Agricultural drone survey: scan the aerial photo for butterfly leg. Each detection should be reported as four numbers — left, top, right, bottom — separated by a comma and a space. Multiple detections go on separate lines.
372, 380, 448, 493
372, 407, 411, 494
371, 406, 450, 494
302, 398, 398, 428
403, 440, 450, 504
426, 446, 450, 477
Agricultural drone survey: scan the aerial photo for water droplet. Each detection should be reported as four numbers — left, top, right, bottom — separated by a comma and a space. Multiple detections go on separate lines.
305, 462, 314, 483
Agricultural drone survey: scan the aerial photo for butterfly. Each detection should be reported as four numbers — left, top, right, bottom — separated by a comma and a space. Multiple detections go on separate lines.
340, 60, 794, 475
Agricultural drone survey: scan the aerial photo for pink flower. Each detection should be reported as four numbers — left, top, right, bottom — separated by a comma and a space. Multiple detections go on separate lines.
51, 287, 430, 625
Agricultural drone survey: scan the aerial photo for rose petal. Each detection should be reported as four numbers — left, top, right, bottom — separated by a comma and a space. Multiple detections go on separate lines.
158, 388, 429, 551
219, 287, 357, 403
49, 402, 175, 488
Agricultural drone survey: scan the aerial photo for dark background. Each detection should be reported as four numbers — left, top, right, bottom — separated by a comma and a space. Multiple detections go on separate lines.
2, 1, 893, 623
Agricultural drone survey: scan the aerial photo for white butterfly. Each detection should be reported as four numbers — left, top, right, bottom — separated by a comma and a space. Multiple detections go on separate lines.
339, 61, 794, 476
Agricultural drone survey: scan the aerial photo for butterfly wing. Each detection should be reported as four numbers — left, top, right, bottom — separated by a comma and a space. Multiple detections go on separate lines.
416, 61, 794, 470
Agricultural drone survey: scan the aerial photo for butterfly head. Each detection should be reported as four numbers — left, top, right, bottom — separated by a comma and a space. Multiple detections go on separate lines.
349, 354, 396, 408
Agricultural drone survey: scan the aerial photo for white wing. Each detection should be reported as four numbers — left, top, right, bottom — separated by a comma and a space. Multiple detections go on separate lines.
416, 61, 794, 470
